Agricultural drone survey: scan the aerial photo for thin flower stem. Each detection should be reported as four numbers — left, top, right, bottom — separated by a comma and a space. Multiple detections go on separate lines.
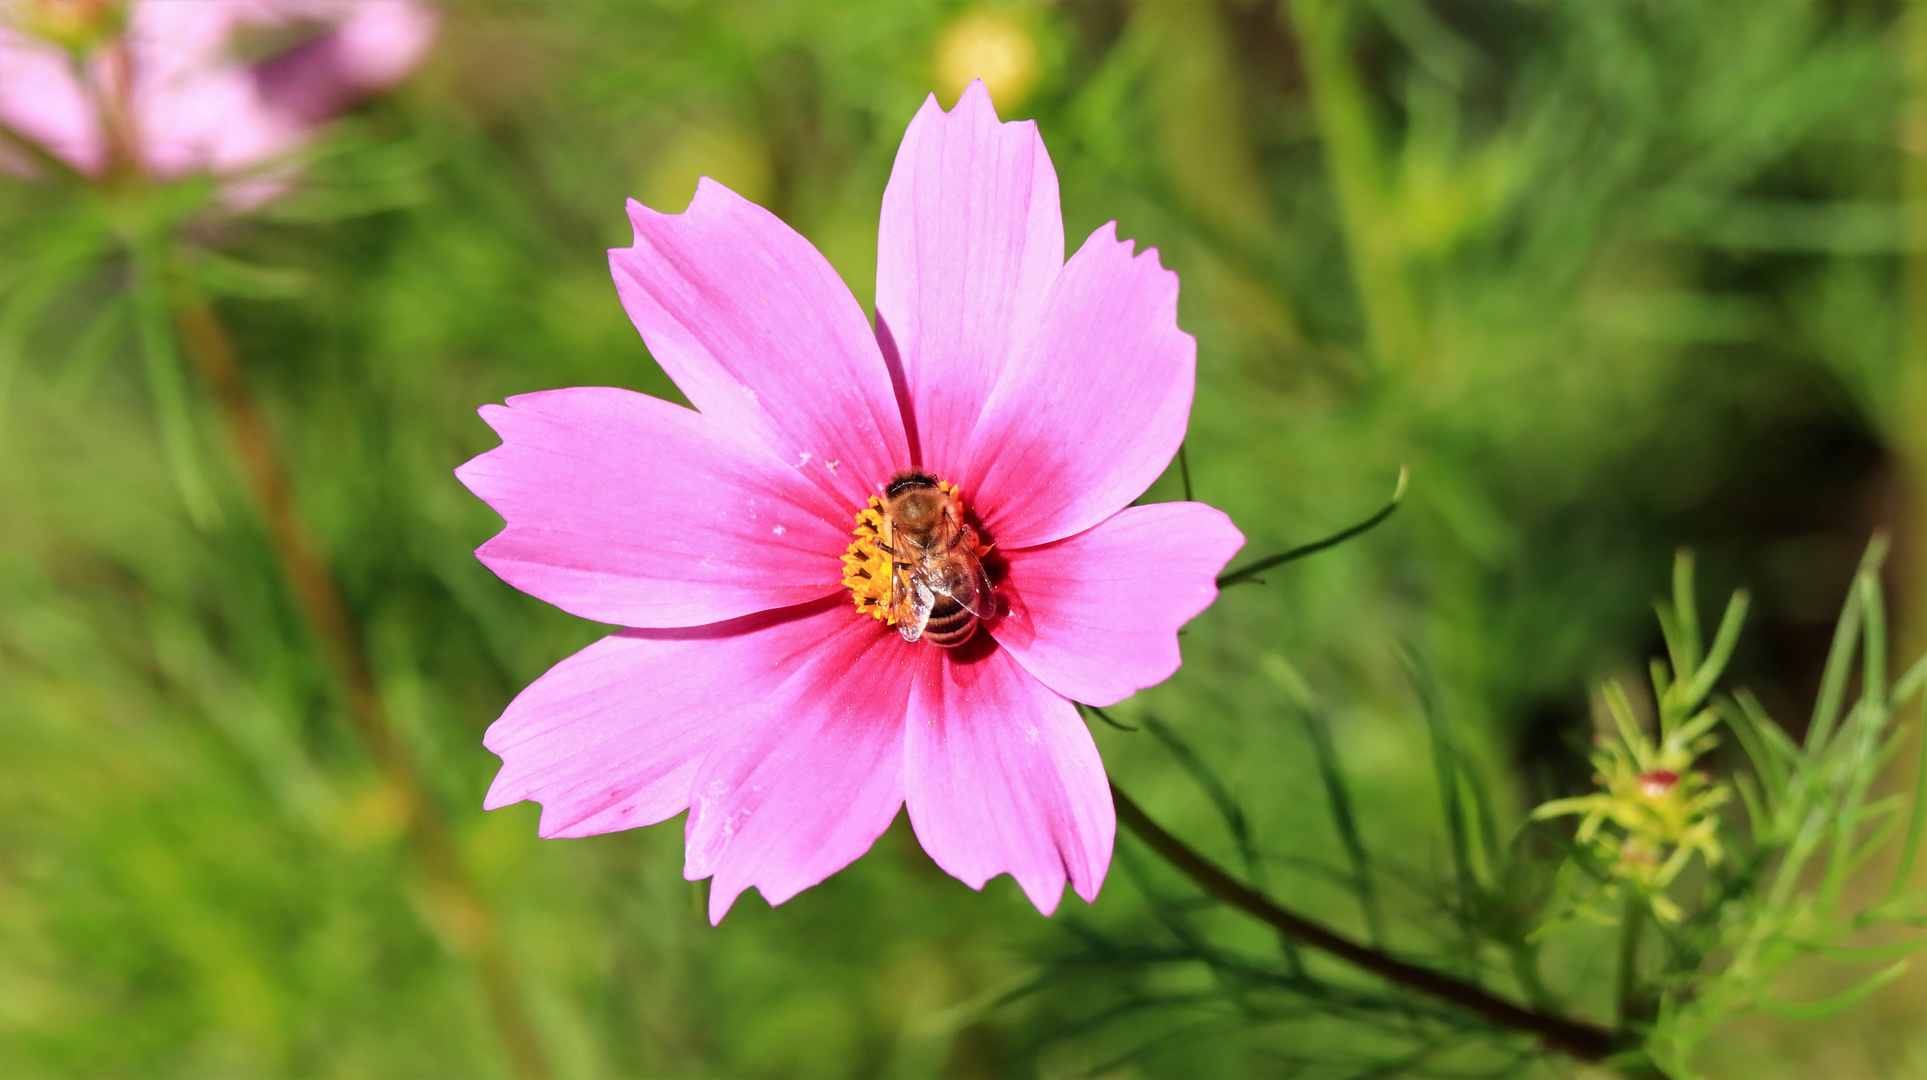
164, 257, 551, 1079
1109, 781, 1622, 1063
1217, 466, 1407, 589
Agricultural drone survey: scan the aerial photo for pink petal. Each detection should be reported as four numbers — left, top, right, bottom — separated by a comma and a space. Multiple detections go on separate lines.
610, 181, 911, 514
317, 0, 437, 91
0, 29, 104, 175
875, 80, 1062, 475
482, 600, 852, 840
139, 64, 303, 181
903, 646, 1114, 914
252, 0, 437, 125
684, 614, 915, 923
993, 503, 1244, 707
966, 223, 1195, 549
456, 387, 849, 628
126, 0, 308, 181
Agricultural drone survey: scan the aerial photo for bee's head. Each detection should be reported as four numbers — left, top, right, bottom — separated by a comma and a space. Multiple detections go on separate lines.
884, 471, 940, 499
883, 471, 943, 528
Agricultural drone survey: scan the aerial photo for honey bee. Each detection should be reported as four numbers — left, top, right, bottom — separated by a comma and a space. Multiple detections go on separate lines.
876, 471, 995, 647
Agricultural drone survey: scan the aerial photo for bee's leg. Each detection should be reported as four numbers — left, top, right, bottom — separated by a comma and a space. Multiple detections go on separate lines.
876, 542, 898, 555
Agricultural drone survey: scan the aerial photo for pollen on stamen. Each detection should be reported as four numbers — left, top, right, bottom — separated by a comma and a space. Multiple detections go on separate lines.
841, 479, 989, 623
840, 497, 895, 622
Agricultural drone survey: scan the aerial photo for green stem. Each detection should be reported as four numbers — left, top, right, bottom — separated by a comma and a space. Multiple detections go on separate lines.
1217, 466, 1407, 588
1110, 782, 1623, 1062
157, 242, 551, 1079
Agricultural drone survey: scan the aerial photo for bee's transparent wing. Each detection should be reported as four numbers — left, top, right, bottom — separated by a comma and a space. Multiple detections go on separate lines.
935, 545, 995, 619
894, 571, 937, 643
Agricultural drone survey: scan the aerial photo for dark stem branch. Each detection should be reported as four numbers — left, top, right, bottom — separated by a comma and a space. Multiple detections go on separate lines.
166, 259, 551, 1079
1109, 781, 1622, 1063
1217, 467, 1408, 588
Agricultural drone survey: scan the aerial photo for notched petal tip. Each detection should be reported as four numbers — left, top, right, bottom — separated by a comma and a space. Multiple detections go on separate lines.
1073, 865, 1107, 906
480, 777, 522, 813
1026, 883, 1065, 917
706, 882, 743, 925
905, 651, 1114, 919
619, 176, 754, 229
955, 77, 997, 115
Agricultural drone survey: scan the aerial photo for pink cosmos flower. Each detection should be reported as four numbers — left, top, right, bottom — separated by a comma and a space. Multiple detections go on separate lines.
0, 0, 435, 204
458, 82, 1246, 923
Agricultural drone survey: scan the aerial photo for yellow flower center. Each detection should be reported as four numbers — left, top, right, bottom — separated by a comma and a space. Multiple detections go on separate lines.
840, 479, 988, 624
11, 0, 122, 51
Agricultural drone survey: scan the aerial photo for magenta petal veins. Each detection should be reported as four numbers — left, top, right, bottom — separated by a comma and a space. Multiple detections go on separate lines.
458, 387, 847, 629
482, 604, 857, 840
684, 611, 913, 924
876, 80, 1064, 476
993, 503, 1247, 708
967, 223, 1197, 549
903, 647, 1115, 915
610, 182, 910, 511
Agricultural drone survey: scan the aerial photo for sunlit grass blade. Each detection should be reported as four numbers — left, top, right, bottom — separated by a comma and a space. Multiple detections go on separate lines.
1673, 707, 1722, 750
1732, 689, 1800, 792
1861, 549, 1889, 713
1400, 647, 1481, 955
53, 294, 129, 402
1655, 603, 1689, 692
1138, 712, 1264, 883
1761, 960, 1908, 1020
0, 221, 108, 434
1821, 549, 1899, 909
129, 236, 221, 530
1603, 681, 1647, 758
1681, 590, 1750, 711
1807, 938, 1927, 965
1672, 549, 1703, 676
1806, 564, 1866, 754
1892, 653, 1927, 710
1650, 657, 1673, 705
1297, 704, 1386, 945
1891, 689, 1927, 904
1733, 772, 1770, 842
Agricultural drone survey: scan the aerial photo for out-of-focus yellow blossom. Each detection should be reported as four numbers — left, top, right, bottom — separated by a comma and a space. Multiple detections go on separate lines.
932, 7, 1038, 110
5, 0, 123, 51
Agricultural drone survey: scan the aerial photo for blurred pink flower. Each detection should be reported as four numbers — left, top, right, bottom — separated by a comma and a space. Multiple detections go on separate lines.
0, 0, 435, 203
458, 82, 1244, 923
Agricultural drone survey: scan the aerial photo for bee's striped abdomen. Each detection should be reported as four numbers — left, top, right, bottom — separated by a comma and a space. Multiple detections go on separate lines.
921, 595, 978, 648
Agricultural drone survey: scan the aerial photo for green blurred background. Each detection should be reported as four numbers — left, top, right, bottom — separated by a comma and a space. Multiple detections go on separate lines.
1, 0, 1921, 1075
